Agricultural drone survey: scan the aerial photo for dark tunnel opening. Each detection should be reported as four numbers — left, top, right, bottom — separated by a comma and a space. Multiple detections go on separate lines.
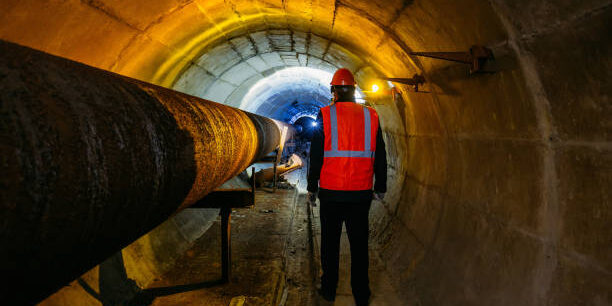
293, 115, 318, 140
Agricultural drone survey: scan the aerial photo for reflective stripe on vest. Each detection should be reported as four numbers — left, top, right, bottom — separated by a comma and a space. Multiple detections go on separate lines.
324, 104, 375, 159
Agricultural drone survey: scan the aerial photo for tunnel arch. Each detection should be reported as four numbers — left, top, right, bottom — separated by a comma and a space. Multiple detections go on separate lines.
169, 28, 375, 109
148, 11, 388, 89
237, 67, 332, 119
0, 0, 609, 305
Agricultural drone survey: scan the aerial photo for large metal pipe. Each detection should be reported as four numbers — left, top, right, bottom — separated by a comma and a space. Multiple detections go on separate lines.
0, 40, 286, 304
254, 154, 304, 186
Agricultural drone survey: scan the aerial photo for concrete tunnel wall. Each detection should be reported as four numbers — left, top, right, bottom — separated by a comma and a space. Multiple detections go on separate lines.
0, 0, 609, 304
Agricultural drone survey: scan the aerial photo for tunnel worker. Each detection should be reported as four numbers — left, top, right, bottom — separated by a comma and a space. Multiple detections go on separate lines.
307, 68, 387, 305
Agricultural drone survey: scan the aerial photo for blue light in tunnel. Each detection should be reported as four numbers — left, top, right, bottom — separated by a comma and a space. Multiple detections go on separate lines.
312, 121, 318, 127
240, 67, 366, 120
240, 67, 334, 114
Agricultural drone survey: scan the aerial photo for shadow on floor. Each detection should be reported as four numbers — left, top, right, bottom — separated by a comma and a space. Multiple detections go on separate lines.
127, 279, 225, 305
77, 251, 224, 306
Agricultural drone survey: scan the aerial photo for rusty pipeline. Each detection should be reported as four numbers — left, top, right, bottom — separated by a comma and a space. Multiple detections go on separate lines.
254, 154, 304, 186
0, 40, 289, 304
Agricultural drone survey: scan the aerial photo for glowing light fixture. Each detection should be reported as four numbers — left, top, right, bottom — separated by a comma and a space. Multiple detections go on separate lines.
372, 84, 380, 93
312, 122, 318, 127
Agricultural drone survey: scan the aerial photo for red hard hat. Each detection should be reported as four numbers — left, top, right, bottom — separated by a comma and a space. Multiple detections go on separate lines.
331, 68, 356, 86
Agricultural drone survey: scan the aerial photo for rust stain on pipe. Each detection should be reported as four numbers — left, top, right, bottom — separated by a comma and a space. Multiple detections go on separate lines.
0, 40, 285, 304
143, 86, 282, 210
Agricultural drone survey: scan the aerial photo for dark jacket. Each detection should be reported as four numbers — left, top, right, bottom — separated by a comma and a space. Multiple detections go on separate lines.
307, 103, 387, 203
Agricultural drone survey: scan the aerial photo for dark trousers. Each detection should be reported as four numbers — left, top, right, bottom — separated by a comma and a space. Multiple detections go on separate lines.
319, 200, 371, 304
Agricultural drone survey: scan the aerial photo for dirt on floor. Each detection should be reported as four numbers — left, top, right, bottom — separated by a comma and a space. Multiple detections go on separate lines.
137, 189, 401, 306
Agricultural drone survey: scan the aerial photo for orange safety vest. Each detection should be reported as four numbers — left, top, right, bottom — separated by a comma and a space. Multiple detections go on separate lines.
319, 102, 379, 191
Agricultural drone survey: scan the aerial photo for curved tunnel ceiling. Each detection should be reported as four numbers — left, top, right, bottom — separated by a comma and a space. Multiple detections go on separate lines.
149, 3, 408, 90
1, 0, 434, 93
171, 30, 360, 105
170, 28, 374, 118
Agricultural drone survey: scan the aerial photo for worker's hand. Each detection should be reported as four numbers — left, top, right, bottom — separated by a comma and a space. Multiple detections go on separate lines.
373, 192, 385, 201
307, 192, 317, 206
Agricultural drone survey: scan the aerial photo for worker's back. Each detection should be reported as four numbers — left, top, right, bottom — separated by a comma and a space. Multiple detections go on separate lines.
319, 101, 379, 191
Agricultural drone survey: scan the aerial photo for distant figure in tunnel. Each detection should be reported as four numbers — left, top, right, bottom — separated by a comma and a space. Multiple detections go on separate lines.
307, 68, 387, 305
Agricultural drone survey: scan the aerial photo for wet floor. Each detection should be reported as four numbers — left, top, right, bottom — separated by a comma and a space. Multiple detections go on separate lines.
140, 189, 401, 305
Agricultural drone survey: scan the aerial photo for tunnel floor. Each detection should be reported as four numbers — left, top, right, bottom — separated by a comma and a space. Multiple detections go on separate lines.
134, 189, 401, 306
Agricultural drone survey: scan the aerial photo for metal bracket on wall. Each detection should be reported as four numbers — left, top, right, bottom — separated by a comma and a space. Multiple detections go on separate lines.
384, 74, 426, 92
410, 45, 494, 73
